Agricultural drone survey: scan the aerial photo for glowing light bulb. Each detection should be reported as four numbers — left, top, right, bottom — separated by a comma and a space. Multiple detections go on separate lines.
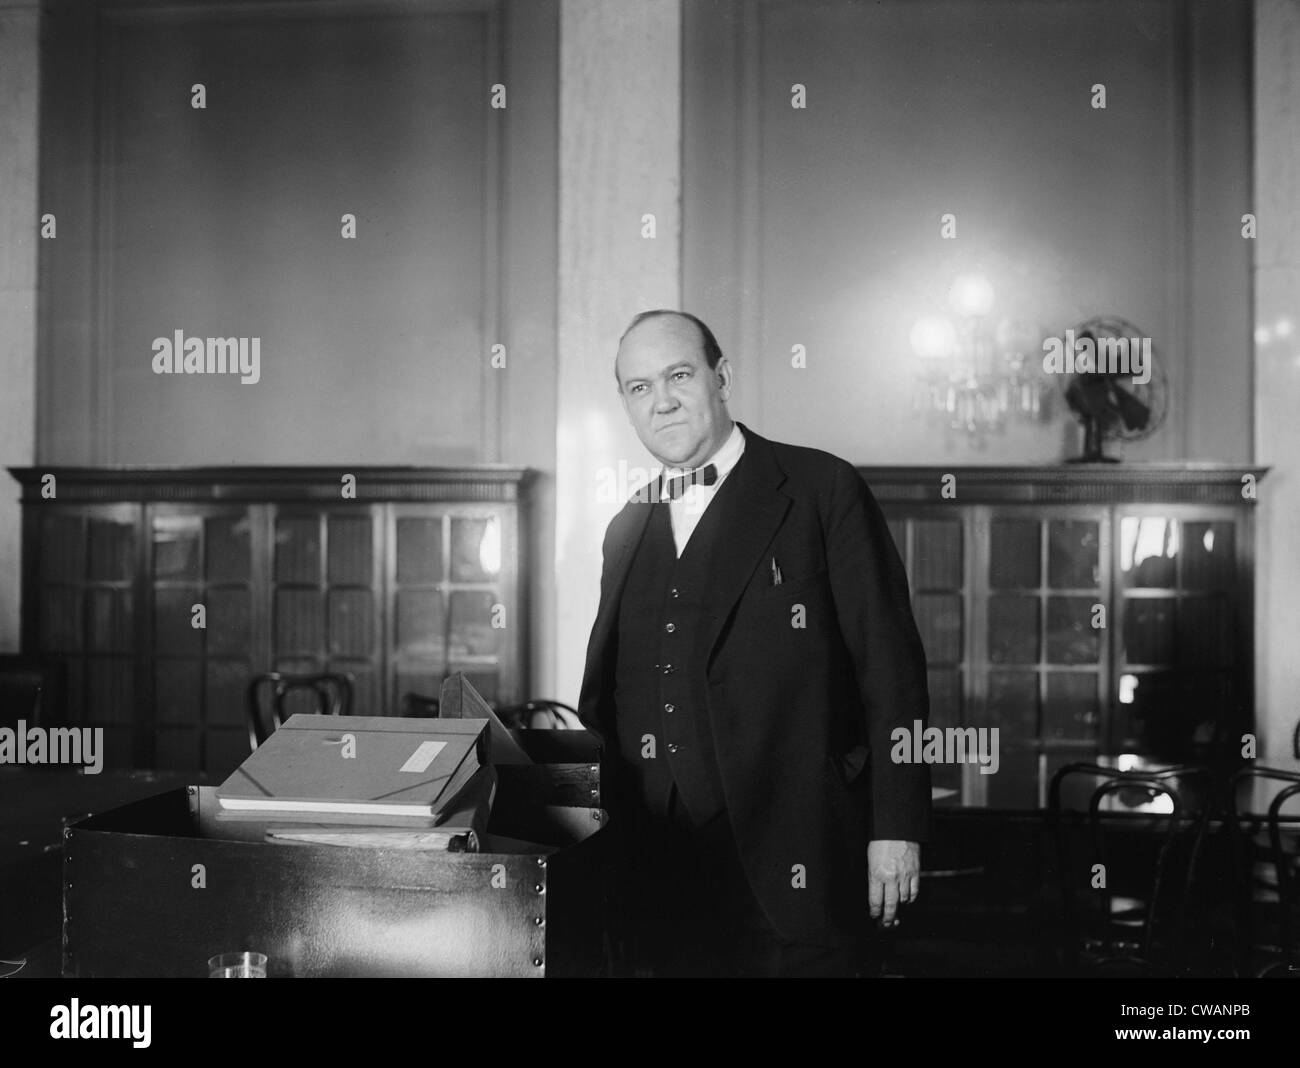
948, 274, 995, 318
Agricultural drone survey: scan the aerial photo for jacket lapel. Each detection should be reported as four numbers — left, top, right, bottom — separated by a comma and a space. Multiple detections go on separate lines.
579, 494, 655, 720
698, 424, 791, 669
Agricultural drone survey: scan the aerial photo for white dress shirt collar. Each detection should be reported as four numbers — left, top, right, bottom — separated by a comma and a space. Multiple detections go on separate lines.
664, 421, 745, 485
663, 422, 746, 555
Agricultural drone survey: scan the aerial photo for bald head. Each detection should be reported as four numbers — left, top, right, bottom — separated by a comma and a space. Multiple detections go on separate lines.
614, 309, 733, 468
615, 310, 722, 384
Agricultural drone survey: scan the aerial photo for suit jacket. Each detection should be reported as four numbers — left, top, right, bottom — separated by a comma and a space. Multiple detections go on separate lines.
578, 423, 931, 943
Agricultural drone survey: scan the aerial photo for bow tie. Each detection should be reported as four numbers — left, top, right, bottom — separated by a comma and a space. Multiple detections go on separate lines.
662, 463, 718, 502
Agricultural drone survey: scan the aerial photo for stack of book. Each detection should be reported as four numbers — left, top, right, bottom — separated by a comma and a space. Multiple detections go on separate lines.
216, 715, 498, 852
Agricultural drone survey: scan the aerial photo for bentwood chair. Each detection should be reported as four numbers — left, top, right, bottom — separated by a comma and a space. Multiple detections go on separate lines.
1048, 762, 1213, 976
404, 691, 581, 730
1227, 766, 1300, 977
0, 656, 67, 774
0, 654, 64, 732
497, 699, 583, 730
245, 672, 354, 751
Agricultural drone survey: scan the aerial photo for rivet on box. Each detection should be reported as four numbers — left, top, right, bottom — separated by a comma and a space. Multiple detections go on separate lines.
534, 883, 544, 893
533, 958, 543, 967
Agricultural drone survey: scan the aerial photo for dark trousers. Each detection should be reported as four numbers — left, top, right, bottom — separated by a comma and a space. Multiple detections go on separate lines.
615, 786, 865, 977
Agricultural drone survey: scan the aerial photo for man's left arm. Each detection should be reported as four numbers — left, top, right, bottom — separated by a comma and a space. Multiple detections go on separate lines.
823, 460, 932, 922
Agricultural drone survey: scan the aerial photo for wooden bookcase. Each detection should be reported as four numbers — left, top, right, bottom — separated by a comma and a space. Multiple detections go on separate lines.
860, 465, 1266, 808
10, 467, 531, 777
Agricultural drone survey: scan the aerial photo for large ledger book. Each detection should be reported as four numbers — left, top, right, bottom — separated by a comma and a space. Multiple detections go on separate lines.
217, 715, 488, 818
263, 764, 498, 852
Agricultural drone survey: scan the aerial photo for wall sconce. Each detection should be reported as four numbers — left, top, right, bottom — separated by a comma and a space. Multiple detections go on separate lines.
911, 273, 1048, 441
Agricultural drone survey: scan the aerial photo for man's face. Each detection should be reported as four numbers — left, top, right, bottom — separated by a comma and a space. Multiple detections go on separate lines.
615, 317, 733, 469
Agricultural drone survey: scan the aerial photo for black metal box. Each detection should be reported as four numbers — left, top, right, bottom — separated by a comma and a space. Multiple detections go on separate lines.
62, 731, 610, 977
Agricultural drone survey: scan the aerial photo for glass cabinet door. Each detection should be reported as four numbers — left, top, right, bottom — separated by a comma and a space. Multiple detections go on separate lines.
150, 506, 256, 775
270, 508, 383, 720
981, 509, 1108, 807
1113, 508, 1242, 760
887, 513, 966, 801
388, 505, 517, 712
34, 505, 139, 769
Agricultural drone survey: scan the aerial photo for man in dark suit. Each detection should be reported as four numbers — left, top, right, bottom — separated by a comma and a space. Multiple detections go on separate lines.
578, 309, 931, 977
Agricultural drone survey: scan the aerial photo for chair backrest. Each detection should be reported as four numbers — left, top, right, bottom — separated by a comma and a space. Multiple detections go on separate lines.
1225, 766, 1300, 976
246, 672, 353, 751
1267, 781, 1300, 969
1227, 765, 1300, 828
496, 699, 582, 730
401, 686, 579, 730
1048, 761, 1211, 973
0, 655, 65, 731
401, 691, 440, 718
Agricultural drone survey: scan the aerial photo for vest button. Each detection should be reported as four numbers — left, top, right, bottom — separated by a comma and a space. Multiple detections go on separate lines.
665, 622, 676, 633
664, 703, 675, 714
667, 743, 680, 754
669, 587, 679, 598
662, 664, 674, 675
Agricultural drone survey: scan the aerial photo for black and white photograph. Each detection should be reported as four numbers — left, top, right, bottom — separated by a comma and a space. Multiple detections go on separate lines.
0, 0, 1296, 1034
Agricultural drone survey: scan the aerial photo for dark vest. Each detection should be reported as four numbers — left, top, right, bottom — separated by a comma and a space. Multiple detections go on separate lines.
613, 489, 732, 827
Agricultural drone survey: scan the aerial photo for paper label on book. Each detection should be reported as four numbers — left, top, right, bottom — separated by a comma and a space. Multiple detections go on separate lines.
398, 740, 446, 774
